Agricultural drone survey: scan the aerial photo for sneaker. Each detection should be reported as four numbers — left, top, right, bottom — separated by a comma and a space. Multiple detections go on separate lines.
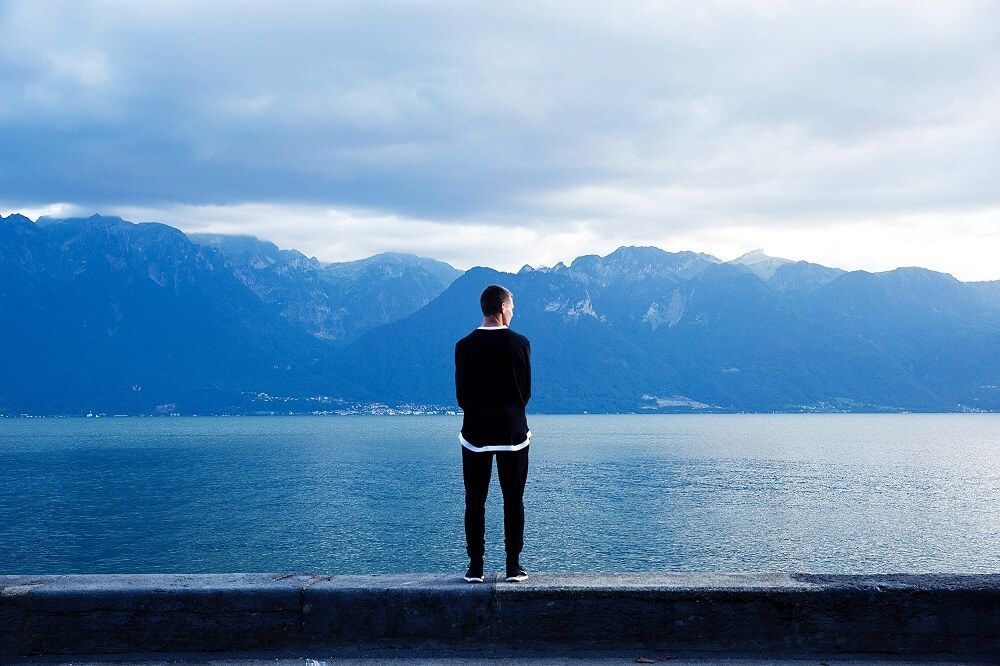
505, 561, 528, 582
464, 559, 484, 583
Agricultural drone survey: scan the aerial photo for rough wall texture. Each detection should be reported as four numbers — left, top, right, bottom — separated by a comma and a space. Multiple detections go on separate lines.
2, 572, 999, 658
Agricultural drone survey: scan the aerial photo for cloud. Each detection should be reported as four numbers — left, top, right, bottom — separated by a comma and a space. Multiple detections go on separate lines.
101, 201, 604, 275
1, 1, 998, 278
48, 200, 990, 283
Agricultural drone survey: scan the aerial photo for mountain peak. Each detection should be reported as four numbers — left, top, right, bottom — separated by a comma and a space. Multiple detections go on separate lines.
324, 251, 461, 281
189, 232, 279, 253
0, 214, 38, 241
364, 251, 420, 262
565, 245, 719, 282
605, 244, 669, 258
730, 248, 789, 265
728, 249, 794, 280
36, 213, 129, 229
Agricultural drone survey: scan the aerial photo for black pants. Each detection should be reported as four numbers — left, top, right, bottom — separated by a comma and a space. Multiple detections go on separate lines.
462, 444, 529, 564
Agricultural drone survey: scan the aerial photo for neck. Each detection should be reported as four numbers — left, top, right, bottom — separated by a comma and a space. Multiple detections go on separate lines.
480, 316, 504, 327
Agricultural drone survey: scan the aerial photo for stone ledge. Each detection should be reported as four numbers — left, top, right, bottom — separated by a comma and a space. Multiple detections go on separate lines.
2, 573, 999, 659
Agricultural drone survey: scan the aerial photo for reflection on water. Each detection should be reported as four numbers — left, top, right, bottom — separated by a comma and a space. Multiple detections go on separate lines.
1, 413, 998, 574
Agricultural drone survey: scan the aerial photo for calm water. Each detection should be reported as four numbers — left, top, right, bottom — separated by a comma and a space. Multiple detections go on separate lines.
1, 414, 998, 575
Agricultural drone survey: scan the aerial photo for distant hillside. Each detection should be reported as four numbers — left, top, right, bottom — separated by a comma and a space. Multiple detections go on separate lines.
0, 214, 371, 415
1, 213, 998, 415
189, 233, 461, 342
334, 263, 685, 412
342, 247, 1000, 413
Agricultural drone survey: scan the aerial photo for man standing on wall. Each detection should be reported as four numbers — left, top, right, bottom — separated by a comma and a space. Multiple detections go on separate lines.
454, 284, 531, 583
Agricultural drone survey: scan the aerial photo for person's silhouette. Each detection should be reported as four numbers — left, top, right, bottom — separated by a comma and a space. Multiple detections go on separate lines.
454, 284, 532, 583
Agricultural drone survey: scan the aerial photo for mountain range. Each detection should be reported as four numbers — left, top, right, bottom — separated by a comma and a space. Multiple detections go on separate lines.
2, 213, 998, 415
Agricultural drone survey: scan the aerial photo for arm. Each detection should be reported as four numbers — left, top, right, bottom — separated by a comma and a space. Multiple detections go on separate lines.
524, 339, 531, 405
514, 338, 531, 408
455, 340, 468, 411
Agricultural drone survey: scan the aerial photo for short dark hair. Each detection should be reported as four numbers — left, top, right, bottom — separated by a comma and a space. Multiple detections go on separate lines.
480, 284, 513, 316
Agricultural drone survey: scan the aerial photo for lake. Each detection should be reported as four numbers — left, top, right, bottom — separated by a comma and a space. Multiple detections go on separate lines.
1, 414, 998, 575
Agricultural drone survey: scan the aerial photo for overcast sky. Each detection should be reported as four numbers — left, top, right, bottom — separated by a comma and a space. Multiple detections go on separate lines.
2, 1, 998, 279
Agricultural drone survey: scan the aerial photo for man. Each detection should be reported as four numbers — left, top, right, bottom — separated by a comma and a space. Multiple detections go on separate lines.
454, 284, 531, 583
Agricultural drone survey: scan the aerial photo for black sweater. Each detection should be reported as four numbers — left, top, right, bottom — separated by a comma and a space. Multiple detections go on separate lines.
454, 326, 532, 448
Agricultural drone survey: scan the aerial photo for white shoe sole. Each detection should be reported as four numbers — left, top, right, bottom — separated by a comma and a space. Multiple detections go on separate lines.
464, 575, 484, 583
505, 573, 528, 582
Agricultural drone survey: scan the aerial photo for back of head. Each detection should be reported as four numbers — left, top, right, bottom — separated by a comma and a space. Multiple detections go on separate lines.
480, 284, 512, 316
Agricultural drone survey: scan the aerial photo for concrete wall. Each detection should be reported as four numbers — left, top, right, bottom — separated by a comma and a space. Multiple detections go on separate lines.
2, 572, 999, 658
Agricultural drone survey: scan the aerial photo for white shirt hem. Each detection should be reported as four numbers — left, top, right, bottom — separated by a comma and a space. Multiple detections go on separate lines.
459, 429, 531, 452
